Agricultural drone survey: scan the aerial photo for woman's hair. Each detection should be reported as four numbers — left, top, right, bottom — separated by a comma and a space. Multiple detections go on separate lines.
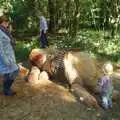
0, 14, 9, 24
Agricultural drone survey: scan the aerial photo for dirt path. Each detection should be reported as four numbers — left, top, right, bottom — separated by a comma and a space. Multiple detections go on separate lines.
0, 73, 120, 120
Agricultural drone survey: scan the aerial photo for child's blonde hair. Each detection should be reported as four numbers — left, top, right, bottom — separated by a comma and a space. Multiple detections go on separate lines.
103, 62, 113, 75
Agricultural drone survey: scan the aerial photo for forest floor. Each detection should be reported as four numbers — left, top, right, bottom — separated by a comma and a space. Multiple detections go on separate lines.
0, 70, 120, 120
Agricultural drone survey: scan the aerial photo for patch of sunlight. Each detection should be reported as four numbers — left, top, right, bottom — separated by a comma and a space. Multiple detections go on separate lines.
57, 85, 76, 103
23, 43, 31, 48
0, 9, 4, 16
58, 29, 68, 33
104, 44, 118, 55
62, 93, 76, 102
93, 42, 100, 47
76, 13, 80, 18
27, 17, 33, 29
89, 52, 96, 58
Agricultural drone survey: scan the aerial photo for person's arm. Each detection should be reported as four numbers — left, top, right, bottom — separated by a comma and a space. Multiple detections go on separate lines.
42, 18, 48, 33
0, 31, 11, 66
44, 20, 48, 33
97, 77, 104, 91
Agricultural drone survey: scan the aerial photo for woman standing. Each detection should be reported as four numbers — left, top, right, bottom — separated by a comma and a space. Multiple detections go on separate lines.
40, 16, 49, 48
0, 14, 19, 96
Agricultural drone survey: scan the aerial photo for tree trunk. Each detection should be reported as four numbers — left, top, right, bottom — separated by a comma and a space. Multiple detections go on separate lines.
48, 0, 56, 33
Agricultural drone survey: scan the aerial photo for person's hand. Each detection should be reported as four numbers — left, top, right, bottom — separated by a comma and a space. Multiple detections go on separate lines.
18, 63, 29, 75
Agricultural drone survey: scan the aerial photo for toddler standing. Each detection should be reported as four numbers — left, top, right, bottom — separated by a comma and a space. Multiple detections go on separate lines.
98, 62, 113, 109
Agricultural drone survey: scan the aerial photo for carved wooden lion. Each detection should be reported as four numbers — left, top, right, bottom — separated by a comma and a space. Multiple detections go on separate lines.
28, 48, 119, 108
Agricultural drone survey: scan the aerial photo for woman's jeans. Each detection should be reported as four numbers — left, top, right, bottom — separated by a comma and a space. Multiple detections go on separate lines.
3, 70, 18, 95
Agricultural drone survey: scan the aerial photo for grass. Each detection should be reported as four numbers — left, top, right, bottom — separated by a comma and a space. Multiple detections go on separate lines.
15, 29, 120, 63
